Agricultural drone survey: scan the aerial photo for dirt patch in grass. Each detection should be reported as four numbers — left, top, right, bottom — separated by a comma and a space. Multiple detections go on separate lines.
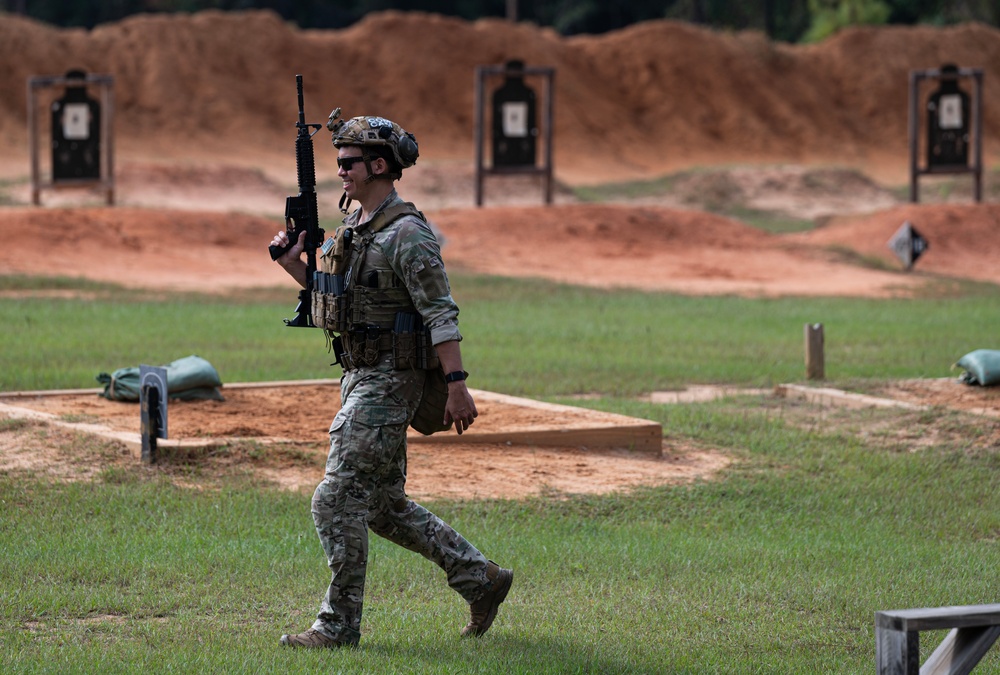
868, 378, 1000, 418
0, 386, 731, 499
5, 400, 993, 501
710, 385, 1000, 455
3, 379, 997, 498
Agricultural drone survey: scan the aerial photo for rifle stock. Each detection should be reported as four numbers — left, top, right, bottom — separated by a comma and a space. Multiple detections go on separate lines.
271, 74, 325, 327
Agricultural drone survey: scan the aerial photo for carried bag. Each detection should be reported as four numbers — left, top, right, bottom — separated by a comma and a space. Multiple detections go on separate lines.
409, 367, 452, 436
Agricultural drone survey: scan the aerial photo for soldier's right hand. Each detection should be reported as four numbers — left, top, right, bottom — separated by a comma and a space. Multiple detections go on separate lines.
271, 225, 307, 267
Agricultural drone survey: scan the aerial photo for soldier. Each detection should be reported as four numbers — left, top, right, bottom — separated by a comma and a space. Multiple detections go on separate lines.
270, 114, 513, 648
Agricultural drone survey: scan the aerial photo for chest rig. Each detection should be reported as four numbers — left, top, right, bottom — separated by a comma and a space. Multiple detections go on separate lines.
311, 202, 440, 372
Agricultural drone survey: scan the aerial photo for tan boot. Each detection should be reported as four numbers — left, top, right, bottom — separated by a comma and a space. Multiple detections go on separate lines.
280, 628, 354, 649
461, 561, 513, 637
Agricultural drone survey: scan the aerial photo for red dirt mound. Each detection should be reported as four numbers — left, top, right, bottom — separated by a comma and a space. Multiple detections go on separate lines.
0, 206, 289, 290
0, 11, 997, 183
432, 203, 919, 296
796, 203, 1000, 284
3, 201, 999, 296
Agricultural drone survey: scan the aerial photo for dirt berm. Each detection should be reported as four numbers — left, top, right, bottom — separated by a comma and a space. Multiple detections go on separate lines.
0, 10, 998, 183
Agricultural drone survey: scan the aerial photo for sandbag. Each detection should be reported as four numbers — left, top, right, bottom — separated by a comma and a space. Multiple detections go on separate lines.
954, 349, 1000, 387
97, 355, 224, 401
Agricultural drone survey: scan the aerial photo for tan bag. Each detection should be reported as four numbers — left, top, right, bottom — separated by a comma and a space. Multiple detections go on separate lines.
410, 367, 452, 435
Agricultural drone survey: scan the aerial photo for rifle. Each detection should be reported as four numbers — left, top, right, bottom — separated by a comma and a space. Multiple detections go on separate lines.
269, 74, 325, 327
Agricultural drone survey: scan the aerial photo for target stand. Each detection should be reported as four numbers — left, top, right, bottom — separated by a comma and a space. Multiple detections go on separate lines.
908, 64, 983, 203
27, 70, 115, 206
474, 60, 555, 207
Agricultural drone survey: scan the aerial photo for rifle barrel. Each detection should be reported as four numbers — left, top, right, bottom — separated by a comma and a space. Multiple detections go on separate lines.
296, 73, 305, 126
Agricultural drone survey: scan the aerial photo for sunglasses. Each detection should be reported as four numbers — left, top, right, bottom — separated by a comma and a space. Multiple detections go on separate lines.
337, 156, 368, 171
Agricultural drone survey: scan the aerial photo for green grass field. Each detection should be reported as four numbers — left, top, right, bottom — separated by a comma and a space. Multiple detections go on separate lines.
1, 272, 999, 673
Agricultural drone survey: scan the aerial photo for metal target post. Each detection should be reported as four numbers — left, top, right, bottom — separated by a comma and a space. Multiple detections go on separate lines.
139, 365, 168, 464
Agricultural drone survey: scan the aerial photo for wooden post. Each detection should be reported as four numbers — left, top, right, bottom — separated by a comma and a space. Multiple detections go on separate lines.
805, 323, 824, 380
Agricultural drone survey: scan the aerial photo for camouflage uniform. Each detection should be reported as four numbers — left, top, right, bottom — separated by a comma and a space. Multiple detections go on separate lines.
308, 189, 492, 645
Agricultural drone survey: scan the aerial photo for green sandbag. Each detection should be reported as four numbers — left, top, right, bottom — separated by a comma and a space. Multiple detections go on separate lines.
954, 349, 1000, 387
97, 355, 224, 401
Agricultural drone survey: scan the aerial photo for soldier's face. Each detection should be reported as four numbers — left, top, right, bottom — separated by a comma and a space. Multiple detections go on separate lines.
337, 147, 369, 199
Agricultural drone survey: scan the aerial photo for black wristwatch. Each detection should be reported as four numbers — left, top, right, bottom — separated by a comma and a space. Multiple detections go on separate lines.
444, 370, 468, 383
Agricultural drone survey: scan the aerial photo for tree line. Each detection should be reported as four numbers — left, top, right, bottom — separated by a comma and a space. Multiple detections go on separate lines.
3, 0, 998, 42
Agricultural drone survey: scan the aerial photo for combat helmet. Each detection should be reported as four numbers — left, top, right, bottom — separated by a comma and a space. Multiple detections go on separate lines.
327, 109, 419, 180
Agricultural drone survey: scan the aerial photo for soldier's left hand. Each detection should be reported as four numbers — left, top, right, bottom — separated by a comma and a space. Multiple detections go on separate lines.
444, 383, 478, 435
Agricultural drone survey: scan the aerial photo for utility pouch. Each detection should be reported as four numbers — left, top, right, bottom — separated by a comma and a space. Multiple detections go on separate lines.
319, 226, 353, 276
362, 324, 381, 365
332, 334, 349, 370
348, 286, 371, 326
342, 325, 391, 369
393, 312, 419, 369
392, 312, 440, 370
310, 272, 349, 333
311, 227, 355, 331
310, 287, 326, 329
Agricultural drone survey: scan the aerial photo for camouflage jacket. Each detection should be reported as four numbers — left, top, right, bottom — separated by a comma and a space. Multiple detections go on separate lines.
343, 189, 461, 346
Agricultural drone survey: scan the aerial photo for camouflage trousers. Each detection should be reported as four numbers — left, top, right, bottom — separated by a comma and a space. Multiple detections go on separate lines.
309, 362, 491, 644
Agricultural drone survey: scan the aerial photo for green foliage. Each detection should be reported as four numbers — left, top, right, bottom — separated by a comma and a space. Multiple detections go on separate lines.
5, 0, 997, 40
804, 0, 893, 42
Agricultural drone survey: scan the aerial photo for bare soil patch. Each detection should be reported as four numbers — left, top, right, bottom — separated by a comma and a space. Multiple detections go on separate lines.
3, 378, 996, 498
869, 378, 1000, 418
0, 385, 728, 499
0, 384, 648, 442
3, 196, 1000, 297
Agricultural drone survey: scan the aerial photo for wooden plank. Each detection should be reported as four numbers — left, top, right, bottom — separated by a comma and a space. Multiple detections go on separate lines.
877, 605, 1000, 632
0, 383, 664, 455
922, 626, 1000, 675
877, 626, 920, 675
776, 384, 928, 411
